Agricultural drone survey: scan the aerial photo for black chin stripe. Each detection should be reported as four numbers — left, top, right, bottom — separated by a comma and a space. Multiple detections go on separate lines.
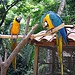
45, 24, 48, 27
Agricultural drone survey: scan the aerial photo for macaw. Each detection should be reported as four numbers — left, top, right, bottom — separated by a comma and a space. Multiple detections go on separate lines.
41, 11, 68, 44
41, 11, 68, 75
9, 16, 22, 70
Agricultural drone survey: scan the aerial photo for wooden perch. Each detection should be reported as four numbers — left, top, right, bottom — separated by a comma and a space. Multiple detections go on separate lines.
0, 34, 23, 39
31, 23, 64, 39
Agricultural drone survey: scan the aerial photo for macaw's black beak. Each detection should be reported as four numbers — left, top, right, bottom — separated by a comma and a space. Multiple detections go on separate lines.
42, 22, 48, 28
16, 16, 22, 22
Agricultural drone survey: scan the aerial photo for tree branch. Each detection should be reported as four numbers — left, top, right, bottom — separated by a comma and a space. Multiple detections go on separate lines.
57, 0, 66, 16
7, 0, 20, 11
4, 49, 8, 62
0, 55, 2, 67
0, 11, 7, 27
24, 15, 30, 36
1, 0, 7, 10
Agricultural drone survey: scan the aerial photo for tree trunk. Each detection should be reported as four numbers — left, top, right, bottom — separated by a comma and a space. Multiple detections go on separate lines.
57, 0, 66, 16
1, 63, 8, 75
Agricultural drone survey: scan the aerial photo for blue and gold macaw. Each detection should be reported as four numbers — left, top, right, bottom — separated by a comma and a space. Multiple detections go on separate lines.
9, 16, 22, 70
41, 11, 68, 75
41, 11, 68, 44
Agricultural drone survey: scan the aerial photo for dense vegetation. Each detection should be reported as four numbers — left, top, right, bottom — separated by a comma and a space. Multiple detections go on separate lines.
0, 0, 75, 75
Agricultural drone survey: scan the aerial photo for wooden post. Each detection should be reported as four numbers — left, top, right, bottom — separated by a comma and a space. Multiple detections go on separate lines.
34, 45, 39, 75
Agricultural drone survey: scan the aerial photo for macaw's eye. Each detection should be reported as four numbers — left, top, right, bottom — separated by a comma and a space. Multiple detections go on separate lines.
16, 17, 22, 22
42, 21, 48, 28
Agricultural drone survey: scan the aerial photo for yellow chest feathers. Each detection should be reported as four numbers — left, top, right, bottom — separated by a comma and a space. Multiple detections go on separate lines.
11, 20, 20, 35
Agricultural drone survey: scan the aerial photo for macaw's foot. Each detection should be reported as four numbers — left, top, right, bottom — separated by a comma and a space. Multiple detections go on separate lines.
46, 28, 54, 34
11, 34, 13, 40
16, 35, 18, 39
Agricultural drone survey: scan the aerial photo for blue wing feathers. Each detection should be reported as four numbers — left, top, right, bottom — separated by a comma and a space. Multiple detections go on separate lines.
59, 28, 68, 44
9, 22, 12, 31
8, 22, 12, 35
49, 11, 63, 26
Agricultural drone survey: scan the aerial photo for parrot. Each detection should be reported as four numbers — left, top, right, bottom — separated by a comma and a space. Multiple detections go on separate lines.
41, 11, 68, 44
41, 11, 68, 75
9, 16, 22, 70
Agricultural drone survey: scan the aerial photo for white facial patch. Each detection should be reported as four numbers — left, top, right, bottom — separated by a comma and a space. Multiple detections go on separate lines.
43, 22, 48, 28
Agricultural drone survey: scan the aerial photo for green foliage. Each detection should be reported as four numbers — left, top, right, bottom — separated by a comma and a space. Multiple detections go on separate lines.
62, 0, 75, 24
